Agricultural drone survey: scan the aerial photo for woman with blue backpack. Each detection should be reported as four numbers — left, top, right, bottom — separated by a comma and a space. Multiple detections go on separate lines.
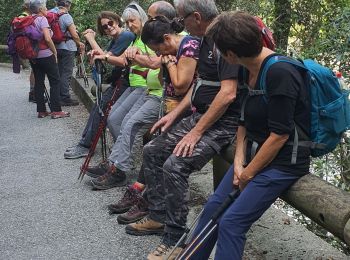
185, 11, 312, 259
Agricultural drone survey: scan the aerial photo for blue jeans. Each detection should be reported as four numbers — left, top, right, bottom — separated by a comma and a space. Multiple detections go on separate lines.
79, 83, 128, 148
190, 165, 301, 260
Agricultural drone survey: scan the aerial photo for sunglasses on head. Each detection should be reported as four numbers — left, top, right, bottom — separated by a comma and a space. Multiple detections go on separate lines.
102, 20, 114, 30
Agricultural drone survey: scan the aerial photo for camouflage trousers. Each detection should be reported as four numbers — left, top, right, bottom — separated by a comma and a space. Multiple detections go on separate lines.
143, 112, 238, 236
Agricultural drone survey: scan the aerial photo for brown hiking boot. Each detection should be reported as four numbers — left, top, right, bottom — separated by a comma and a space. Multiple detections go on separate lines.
125, 216, 164, 236
86, 161, 109, 178
117, 194, 148, 224
108, 186, 141, 214
91, 164, 127, 190
147, 244, 183, 260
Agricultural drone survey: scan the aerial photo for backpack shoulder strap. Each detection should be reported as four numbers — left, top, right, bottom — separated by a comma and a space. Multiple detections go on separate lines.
258, 55, 307, 100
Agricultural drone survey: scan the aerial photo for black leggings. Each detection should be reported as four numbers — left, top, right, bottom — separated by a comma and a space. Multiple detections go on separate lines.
30, 55, 62, 112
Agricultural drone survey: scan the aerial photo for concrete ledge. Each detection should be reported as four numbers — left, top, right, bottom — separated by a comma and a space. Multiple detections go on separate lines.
71, 76, 95, 112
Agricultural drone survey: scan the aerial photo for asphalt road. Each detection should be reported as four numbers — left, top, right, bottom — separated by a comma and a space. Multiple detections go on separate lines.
0, 67, 160, 260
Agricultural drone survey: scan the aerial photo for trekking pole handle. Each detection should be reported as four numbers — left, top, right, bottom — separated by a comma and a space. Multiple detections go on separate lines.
95, 59, 104, 74
211, 189, 240, 221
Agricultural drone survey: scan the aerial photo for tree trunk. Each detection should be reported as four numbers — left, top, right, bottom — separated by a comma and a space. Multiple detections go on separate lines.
273, 0, 292, 52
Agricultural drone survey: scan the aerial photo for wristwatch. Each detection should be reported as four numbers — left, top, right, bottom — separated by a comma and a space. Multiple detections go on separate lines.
105, 54, 110, 62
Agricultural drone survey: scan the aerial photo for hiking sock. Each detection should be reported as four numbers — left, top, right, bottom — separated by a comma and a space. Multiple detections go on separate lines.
132, 182, 145, 193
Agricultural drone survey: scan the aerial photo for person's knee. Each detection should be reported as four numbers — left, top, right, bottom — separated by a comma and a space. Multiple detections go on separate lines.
163, 155, 178, 176
143, 141, 159, 158
219, 212, 247, 235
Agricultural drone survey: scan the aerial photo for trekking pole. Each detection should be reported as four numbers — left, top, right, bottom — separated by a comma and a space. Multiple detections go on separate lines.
165, 208, 204, 260
94, 59, 108, 162
78, 68, 126, 181
79, 53, 90, 88
43, 85, 52, 111
176, 189, 240, 260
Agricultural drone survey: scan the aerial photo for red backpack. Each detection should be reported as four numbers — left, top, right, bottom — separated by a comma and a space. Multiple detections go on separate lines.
10, 15, 47, 59
46, 11, 69, 43
255, 16, 276, 50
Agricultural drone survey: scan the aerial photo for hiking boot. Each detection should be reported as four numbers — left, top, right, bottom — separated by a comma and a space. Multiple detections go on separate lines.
64, 144, 89, 159
108, 186, 141, 214
117, 194, 148, 224
125, 216, 164, 236
51, 111, 70, 119
91, 164, 127, 190
86, 161, 109, 178
38, 111, 51, 118
60, 98, 79, 106
147, 244, 183, 260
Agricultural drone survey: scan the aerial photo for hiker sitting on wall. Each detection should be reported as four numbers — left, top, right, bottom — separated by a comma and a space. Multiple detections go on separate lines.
189, 11, 311, 260
64, 11, 135, 159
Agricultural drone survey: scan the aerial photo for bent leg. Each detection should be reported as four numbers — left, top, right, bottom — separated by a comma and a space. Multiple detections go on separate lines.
189, 165, 235, 260
110, 95, 161, 171
107, 87, 145, 140
79, 85, 115, 147
215, 169, 299, 260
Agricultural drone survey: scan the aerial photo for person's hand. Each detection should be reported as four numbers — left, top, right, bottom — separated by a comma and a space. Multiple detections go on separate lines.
150, 112, 176, 135
83, 29, 95, 39
161, 55, 177, 68
78, 42, 85, 55
89, 54, 104, 65
120, 53, 131, 67
233, 164, 244, 187
54, 53, 58, 63
124, 46, 141, 61
173, 129, 202, 157
235, 168, 254, 191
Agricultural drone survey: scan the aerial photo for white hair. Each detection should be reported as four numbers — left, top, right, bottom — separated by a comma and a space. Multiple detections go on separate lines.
29, 0, 47, 14
174, 0, 218, 21
122, 2, 148, 26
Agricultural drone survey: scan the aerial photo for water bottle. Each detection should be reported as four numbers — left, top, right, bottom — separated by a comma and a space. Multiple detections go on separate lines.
336, 71, 348, 89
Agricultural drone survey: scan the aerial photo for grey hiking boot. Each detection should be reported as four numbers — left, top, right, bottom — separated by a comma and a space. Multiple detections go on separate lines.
64, 144, 89, 159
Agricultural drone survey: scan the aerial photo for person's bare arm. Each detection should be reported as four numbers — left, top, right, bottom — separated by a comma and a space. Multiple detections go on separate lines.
83, 30, 104, 54
237, 132, 289, 190
132, 54, 161, 69
67, 23, 84, 53
164, 55, 197, 96
174, 79, 238, 157
233, 125, 247, 187
124, 46, 161, 69
42, 27, 57, 62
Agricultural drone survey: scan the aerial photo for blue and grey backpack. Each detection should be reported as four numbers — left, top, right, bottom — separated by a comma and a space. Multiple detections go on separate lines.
258, 55, 350, 159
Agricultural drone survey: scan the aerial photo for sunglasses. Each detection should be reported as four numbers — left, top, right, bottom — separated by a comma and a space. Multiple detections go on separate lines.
102, 20, 114, 31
